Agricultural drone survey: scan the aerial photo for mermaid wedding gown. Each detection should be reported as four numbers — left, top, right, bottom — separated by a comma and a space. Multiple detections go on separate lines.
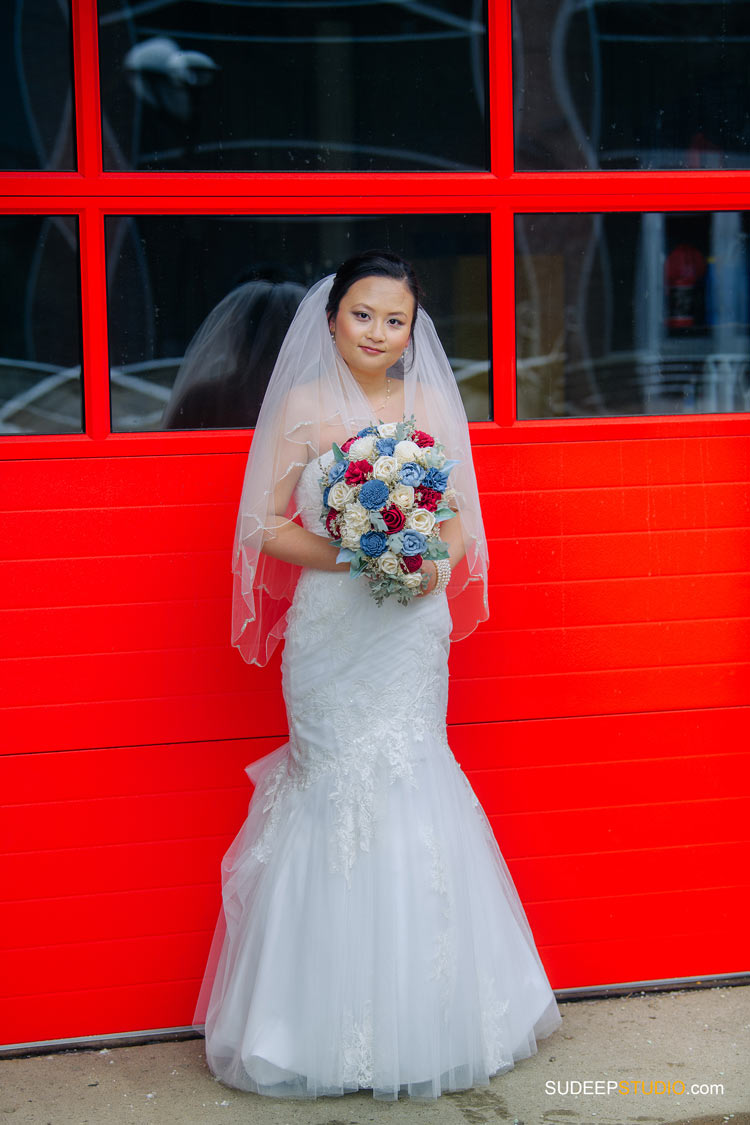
197, 453, 562, 1101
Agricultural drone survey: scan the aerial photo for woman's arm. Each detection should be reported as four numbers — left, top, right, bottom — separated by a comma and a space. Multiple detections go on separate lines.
259, 459, 347, 573
419, 511, 466, 594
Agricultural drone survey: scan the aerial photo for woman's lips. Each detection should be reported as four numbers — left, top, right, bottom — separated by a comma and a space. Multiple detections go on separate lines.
360, 345, 384, 354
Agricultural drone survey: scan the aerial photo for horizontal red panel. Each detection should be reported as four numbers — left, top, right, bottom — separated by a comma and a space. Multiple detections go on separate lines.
1, 688, 287, 756
4, 617, 747, 707
449, 662, 750, 724
0, 454, 245, 511
1, 646, 274, 708
1, 739, 274, 805
526, 883, 744, 948
5, 788, 250, 856
452, 617, 750, 677
0, 929, 207, 1010
481, 482, 750, 536
1, 503, 236, 561
540, 925, 748, 991
511, 840, 750, 905
4, 436, 748, 515
0, 552, 228, 611
490, 796, 750, 860
4, 885, 219, 962
473, 434, 750, 489
1, 976, 203, 1047
3, 836, 227, 904
492, 526, 750, 582
3, 571, 748, 659
467, 752, 749, 817
488, 572, 750, 629
5, 662, 748, 756
449, 707, 750, 771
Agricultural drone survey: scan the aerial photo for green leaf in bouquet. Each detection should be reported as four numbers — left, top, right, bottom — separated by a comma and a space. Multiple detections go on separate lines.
369, 510, 387, 532
424, 540, 449, 560
388, 531, 404, 553
336, 546, 356, 563
435, 508, 455, 522
332, 442, 345, 462
350, 551, 369, 577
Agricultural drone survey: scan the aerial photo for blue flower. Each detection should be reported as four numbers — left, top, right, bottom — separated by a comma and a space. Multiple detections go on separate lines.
323, 485, 331, 507
360, 530, 388, 557
327, 460, 346, 485
356, 426, 378, 438
422, 467, 450, 492
401, 529, 427, 556
398, 461, 425, 487
375, 436, 397, 456
358, 478, 389, 509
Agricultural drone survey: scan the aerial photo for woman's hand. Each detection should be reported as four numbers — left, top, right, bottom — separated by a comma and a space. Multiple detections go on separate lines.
418, 559, 438, 596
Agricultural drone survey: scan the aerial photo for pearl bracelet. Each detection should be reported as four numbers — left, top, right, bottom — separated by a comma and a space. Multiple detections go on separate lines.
431, 557, 451, 596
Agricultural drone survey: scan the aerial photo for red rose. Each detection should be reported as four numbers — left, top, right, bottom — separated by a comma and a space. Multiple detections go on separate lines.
411, 430, 435, 448
325, 509, 342, 539
381, 504, 406, 534
414, 486, 441, 512
400, 554, 423, 573
344, 459, 372, 485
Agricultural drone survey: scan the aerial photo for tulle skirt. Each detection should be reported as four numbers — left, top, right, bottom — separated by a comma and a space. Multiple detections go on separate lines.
195, 569, 561, 1100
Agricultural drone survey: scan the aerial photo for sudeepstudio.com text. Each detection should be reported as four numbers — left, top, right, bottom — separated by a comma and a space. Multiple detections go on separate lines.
545, 1079, 724, 1097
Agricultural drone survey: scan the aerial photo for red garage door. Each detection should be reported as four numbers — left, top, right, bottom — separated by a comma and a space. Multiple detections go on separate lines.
2, 0, 748, 1048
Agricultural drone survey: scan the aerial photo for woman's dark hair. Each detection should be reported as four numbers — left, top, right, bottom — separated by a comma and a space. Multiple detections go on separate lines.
325, 250, 422, 330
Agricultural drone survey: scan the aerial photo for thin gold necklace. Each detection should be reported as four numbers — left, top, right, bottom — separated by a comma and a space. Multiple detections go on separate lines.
372, 378, 391, 412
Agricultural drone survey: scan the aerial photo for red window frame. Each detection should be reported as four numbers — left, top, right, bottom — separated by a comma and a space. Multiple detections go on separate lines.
1, 0, 749, 463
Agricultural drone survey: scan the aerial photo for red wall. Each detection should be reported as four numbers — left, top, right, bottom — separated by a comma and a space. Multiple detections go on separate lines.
3, 434, 749, 1046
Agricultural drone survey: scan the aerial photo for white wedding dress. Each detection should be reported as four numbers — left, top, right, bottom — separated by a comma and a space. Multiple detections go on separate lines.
198, 453, 562, 1101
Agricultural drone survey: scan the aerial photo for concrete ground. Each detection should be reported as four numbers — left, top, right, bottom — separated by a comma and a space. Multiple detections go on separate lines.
1, 986, 748, 1125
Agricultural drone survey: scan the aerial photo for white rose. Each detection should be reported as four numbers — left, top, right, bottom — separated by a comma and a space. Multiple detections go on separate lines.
414, 446, 431, 466
404, 573, 423, 590
341, 528, 361, 551
348, 435, 376, 461
391, 484, 414, 510
377, 422, 398, 437
407, 508, 436, 535
394, 440, 421, 463
328, 480, 355, 510
377, 551, 401, 576
342, 501, 370, 536
372, 455, 399, 483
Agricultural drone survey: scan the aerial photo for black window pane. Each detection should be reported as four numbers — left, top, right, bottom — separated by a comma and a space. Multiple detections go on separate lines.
516, 212, 750, 418
514, 1, 750, 171
105, 214, 490, 431
0, 1, 76, 171
98, 1, 487, 171
0, 216, 83, 434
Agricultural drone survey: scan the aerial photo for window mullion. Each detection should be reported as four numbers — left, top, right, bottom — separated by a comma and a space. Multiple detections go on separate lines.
72, 0, 103, 179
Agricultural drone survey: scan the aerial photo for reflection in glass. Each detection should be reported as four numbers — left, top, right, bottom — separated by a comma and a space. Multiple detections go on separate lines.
98, 1, 487, 171
0, 1, 75, 170
105, 214, 490, 431
516, 212, 750, 418
514, 0, 750, 171
0, 216, 83, 434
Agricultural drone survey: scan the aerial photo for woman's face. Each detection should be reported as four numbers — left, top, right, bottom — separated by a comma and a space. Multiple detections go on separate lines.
329, 276, 414, 383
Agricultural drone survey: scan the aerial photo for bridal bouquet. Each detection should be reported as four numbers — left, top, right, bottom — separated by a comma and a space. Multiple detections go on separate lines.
319, 417, 457, 605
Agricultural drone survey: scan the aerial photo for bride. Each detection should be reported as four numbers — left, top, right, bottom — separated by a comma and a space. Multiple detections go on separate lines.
194, 250, 561, 1101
